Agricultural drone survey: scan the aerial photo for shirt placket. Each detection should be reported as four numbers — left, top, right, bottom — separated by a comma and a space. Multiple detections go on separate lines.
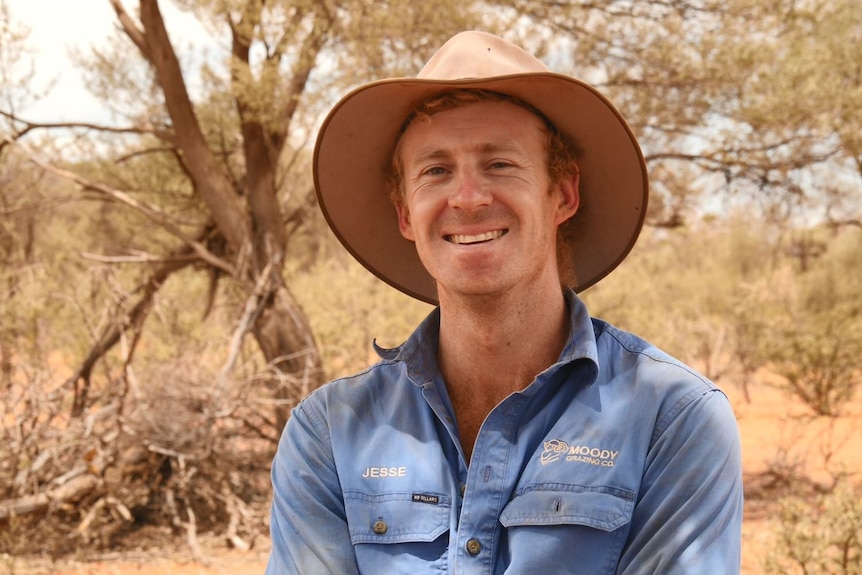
452, 393, 527, 575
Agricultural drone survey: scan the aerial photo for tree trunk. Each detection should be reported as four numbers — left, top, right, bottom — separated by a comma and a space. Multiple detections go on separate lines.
116, 0, 327, 429
253, 282, 323, 430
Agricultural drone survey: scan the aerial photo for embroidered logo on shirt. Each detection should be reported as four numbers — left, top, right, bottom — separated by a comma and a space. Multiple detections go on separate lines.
540, 439, 619, 468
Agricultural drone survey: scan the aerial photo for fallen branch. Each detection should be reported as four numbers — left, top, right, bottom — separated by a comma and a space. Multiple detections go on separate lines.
74, 495, 133, 537
221, 484, 252, 551
166, 486, 208, 566
183, 504, 207, 565
0, 475, 99, 520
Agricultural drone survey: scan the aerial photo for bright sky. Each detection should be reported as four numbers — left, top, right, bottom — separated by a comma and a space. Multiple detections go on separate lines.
7, 0, 208, 123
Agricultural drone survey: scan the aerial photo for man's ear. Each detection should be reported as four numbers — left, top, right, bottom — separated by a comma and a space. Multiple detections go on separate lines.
554, 171, 580, 226
396, 202, 415, 241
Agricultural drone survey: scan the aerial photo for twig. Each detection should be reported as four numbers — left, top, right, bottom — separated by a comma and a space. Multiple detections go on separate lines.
148, 445, 194, 460
165, 482, 208, 566
80, 250, 199, 264
183, 503, 207, 565
0, 110, 153, 135
219, 263, 275, 384
107, 497, 133, 521
50, 465, 89, 487
74, 496, 107, 537
73, 496, 132, 538
221, 484, 252, 551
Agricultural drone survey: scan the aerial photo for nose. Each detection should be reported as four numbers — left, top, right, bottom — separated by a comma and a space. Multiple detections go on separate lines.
449, 168, 492, 211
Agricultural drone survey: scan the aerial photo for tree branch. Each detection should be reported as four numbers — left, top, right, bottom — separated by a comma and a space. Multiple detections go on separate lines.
137, 0, 251, 255
277, 9, 332, 146
827, 219, 862, 230
65, 238, 204, 416
1, 109, 154, 135
228, 0, 287, 266
10, 143, 235, 275
219, 261, 275, 386
108, 0, 149, 56
81, 250, 199, 264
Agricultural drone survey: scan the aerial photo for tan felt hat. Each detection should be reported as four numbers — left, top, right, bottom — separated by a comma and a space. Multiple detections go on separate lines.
313, 30, 648, 305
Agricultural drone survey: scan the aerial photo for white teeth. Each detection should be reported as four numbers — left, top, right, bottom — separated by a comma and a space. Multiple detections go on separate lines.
448, 230, 505, 244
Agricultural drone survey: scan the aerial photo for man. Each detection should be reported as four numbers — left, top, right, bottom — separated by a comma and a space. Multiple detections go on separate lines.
267, 31, 743, 574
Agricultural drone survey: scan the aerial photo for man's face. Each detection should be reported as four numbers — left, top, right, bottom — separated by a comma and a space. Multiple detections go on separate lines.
395, 99, 579, 302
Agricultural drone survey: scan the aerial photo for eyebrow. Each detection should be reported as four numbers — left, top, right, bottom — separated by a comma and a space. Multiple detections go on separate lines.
410, 141, 524, 166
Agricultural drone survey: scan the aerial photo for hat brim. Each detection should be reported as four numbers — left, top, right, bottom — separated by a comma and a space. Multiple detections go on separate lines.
314, 73, 648, 305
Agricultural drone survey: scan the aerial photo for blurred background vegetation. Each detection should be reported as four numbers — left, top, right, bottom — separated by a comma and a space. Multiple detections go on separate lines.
1, 0, 860, 572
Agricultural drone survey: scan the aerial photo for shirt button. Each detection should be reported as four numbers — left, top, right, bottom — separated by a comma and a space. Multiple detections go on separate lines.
372, 520, 388, 535
466, 538, 482, 555
460, 483, 467, 496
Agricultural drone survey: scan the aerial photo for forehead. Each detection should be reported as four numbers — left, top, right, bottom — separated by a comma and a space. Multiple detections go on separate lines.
397, 99, 547, 162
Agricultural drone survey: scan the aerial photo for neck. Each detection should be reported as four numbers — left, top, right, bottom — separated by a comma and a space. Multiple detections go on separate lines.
437, 281, 570, 395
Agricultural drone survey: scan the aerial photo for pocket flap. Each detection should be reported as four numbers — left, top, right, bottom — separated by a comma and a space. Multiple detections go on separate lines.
500, 485, 634, 532
344, 491, 450, 544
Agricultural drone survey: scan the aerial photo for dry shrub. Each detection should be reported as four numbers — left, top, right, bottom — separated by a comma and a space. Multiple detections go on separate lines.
0, 353, 292, 561
764, 479, 862, 575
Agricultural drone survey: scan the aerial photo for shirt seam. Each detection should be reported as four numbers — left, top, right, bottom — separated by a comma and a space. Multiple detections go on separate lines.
596, 327, 721, 449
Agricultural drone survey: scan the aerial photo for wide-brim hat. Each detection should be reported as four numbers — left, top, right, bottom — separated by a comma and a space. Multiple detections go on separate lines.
314, 30, 648, 305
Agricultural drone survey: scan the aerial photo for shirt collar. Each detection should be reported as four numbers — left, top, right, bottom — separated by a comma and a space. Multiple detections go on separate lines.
374, 288, 599, 386
559, 288, 600, 367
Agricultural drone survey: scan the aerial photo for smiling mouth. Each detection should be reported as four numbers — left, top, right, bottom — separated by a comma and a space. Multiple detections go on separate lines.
446, 230, 507, 245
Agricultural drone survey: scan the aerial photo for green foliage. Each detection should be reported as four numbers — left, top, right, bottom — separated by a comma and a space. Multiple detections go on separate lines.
581, 214, 780, 383
495, 0, 862, 223
762, 227, 862, 416
0, 155, 92, 376
765, 479, 862, 575
737, 0, 862, 158
582, 219, 862, 419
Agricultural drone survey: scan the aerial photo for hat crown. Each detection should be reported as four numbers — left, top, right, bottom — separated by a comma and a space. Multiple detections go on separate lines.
418, 31, 550, 80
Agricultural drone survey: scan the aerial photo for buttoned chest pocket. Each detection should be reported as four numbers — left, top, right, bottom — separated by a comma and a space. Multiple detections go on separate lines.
344, 491, 451, 574
499, 486, 634, 575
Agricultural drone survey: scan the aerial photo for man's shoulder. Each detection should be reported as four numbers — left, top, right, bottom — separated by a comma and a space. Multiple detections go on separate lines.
308, 357, 411, 402
289, 356, 436, 450
589, 318, 738, 449
589, 317, 720, 405
591, 318, 708, 380
297, 315, 439, 421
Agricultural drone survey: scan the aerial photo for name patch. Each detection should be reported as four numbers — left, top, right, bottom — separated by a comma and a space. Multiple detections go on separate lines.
412, 493, 440, 505
362, 466, 407, 478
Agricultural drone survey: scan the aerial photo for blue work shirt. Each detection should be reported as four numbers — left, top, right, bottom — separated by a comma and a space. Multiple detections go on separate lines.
267, 291, 743, 574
